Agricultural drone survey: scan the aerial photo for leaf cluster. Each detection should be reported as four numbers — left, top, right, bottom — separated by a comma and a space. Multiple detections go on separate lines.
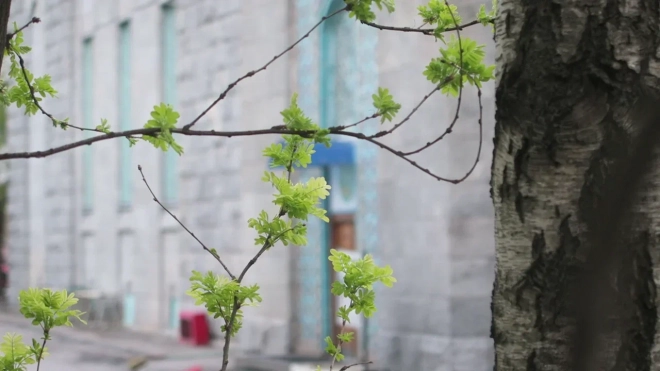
3, 24, 58, 122
324, 250, 396, 361
19, 288, 86, 331
345, 0, 395, 23
187, 270, 262, 337
372, 87, 401, 124
142, 103, 184, 154
0, 289, 86, 370
0, 333, 47, 371
424, 36, 495, 96
418, 0, 462, 39
329, 250, 396, 320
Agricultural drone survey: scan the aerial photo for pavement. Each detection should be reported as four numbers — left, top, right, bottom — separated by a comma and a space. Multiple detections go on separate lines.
0, 312, 230, 371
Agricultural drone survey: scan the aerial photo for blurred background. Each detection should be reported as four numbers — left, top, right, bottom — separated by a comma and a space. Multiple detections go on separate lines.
0, 0, 496, 370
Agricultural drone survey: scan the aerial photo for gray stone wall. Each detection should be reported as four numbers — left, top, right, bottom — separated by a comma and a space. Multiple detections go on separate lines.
372, 1, 495, 370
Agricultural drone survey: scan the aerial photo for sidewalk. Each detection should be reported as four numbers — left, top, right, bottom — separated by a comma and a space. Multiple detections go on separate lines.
0, 311, 232, 371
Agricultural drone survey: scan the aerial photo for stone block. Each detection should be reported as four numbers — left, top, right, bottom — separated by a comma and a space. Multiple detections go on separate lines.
449, 216, 495, 258
450, 296, 491, 337
451, 337, 494, 371
450, 258, 495, 297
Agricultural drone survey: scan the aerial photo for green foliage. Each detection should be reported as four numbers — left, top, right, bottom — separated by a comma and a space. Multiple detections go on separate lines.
263, 138, 316, 169
0, 333, 39, 371
324, 335, 344, 361
3, 24, 58, 118
250, 94, 332, 250
186, 270, 262, 337
95, 118, 111, 134
279, 93, 330, 146
142, 103, 184, 154
477, 0, 497, 27
18, 288, 86, 331
324, 250, 396, 362
372, 87, 401, 124
329, 250, 395, 318
418, 0, 461, 39
247, 210, 308, 247
262, 172, 330, 221
345, 0, 396, 22
424, 36, 495, 96
0, 289, 85, 370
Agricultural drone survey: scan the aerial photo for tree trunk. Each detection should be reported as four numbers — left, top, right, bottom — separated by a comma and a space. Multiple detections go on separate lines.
0, 0, 12, 75
491, 0, 660, 370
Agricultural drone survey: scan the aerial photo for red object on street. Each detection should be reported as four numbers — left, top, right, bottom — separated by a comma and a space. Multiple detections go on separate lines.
184, 367, 202, 371
179, 310, 210, 346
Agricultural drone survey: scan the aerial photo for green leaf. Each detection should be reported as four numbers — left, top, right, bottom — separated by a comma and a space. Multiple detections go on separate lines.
423, 36, 494, 96
417, 0, 462, 39
372, 87, 401, 123
142, 103, 184, 155
337, 331, 354, 343
95, 118, 111, 133
186, 270, 261, 337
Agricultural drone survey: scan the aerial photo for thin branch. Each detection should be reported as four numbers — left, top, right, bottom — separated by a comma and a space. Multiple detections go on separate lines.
340, 362, 373, 371
182, 5, 348, 131
238, 226, 295, 283
370, 85, 442, 139
35, 330, 48, 371
6, 16, 40, 41
330, 316, 349, 371
0, 2, 483, 186
361, 19, 482, 35
137, 165, 235, 280
220, 145, 298, 371
10, 46, 103, 134
0, 125, 471, 183
448, 87, 483, 184
220, 295, 240, 371
338, 112, 380, 131
399, 81, 461, 156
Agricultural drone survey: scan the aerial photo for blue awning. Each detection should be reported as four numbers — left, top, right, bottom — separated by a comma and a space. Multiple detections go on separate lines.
269, 140, 355, 168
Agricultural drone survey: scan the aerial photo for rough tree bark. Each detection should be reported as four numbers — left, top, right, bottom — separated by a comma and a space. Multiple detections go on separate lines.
0, 0, 12, 75
490, 0, 660, 370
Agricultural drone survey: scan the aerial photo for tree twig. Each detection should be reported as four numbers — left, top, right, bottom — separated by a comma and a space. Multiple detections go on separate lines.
9, 45, 106, 134
361, 19, 482, 35
6, 16, 40, 41
338, 113, 380, 131
182, 5, 349, 131
35, 330, 48, 371
370, 85, 443, 139
339, 361, 373, 371
219, 145, 298, 371
137, 165, 235, 280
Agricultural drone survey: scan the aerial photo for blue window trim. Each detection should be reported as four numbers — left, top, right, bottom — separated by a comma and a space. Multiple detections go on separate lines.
161, 4, 178, 204
82, 38, 94, 213
118, 21, 132, 209
318, 0, 349, 348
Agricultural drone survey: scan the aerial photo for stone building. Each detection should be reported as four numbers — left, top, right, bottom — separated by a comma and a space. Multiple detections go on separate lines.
4, 0, 496, 369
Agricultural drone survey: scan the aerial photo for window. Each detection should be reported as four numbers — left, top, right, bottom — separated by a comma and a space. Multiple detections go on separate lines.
161, 4, 178, 204
320, 0, 358, 130
82, 38, 94, 213
118, 21, 132, 208
320, 0, 360, 357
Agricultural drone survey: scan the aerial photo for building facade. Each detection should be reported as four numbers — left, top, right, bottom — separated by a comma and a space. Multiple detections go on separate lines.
5, 0, 496, 369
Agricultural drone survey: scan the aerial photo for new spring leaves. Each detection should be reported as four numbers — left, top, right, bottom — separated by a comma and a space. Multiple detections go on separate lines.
0, 0, 498, 368
1, 289, 84, 371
